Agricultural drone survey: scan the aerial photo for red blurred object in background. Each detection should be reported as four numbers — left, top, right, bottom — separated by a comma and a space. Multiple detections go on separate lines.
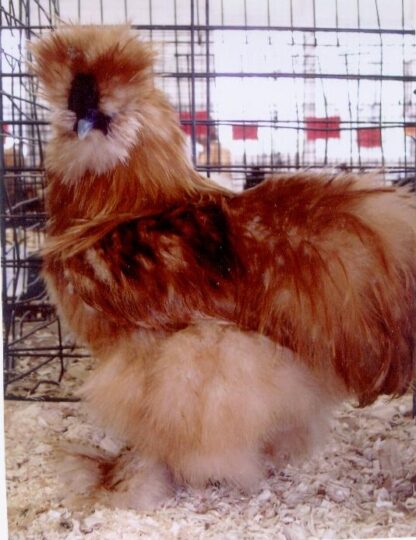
404, 125, 416, 138
180, 111, 211, 138
357, 127, 382, 148
306, 116, 341, 140
232, 124, 258, 140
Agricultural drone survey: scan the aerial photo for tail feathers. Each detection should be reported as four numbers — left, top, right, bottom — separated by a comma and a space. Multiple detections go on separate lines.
329, 182, 416, 404
316, 181, 416, 404
245, 175, 416, 405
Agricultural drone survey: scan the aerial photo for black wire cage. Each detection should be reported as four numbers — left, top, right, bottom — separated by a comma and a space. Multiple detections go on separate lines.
1, 0, 416, 400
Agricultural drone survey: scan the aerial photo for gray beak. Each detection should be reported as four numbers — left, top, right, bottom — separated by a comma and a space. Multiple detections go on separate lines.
77, 118, 94, 140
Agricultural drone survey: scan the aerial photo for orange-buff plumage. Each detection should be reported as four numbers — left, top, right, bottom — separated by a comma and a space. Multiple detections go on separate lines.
30, 25, 416, 509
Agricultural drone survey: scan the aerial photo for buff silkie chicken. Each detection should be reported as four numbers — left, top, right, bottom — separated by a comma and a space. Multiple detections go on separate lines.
30, 25, 416, 510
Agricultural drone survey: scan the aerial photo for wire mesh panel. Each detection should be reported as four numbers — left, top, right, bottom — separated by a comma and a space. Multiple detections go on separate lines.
1, 0, 77, 400
1, 0, 416, 400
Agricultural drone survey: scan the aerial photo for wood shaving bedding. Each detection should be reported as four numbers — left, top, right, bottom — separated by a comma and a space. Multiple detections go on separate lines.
5, 395, 416, 539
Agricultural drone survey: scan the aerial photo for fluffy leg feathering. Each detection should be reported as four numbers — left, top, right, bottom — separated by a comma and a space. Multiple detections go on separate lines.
30, 25, 416, 509
59, 323, 337, 509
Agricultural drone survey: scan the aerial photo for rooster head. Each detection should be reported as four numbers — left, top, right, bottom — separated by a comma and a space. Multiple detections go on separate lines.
30, 25, 164, 182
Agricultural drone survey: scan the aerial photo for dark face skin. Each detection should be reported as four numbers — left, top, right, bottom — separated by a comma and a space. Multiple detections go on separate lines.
68, 72, 111, 136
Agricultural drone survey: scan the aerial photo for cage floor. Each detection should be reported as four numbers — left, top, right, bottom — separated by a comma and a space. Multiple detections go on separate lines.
5, 394, 416, 539
4, 320, 92, 400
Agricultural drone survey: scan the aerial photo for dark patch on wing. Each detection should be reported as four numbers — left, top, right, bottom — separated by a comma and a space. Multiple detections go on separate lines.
160, 203, 237, 280
148, 214, 182, 236
119, 222, 157, 274
96, 200, 239, 287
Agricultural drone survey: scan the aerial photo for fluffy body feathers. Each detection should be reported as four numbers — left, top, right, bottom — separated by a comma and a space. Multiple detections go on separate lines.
31, 25, 416, 509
